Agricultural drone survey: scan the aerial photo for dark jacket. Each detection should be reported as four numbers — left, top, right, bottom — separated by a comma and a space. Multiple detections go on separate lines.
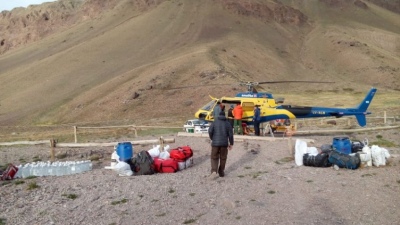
253, 107, 261, 122
227, 108, 234, 119
209, 114, 234, 147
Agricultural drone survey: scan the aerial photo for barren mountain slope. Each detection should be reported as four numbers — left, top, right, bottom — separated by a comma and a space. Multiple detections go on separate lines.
0, 0, 399, 127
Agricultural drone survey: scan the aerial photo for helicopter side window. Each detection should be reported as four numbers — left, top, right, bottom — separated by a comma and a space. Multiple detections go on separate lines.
241, 102, 255, 111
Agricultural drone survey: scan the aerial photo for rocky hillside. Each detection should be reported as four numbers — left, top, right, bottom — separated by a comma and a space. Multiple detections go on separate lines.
0, 0, 399, 127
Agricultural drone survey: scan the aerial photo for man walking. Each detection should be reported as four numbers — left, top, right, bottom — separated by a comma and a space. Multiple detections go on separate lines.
253, 105, 261, 136
208, 111, 234, 179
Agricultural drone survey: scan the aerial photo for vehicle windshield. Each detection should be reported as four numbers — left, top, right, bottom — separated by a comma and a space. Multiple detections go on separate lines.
193, 120, 208, 125
193, 120, 201, 125
201, 100, 217, 111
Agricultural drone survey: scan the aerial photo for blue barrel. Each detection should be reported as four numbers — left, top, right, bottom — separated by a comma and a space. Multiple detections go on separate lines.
116, 142, 133, 161
332, 136, 351, 154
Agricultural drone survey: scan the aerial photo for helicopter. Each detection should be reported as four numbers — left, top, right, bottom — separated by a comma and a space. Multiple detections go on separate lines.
193, 81, 377, 127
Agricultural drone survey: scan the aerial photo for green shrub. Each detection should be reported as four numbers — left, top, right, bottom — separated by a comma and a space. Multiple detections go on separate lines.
62, 193, 78, 200
27, 181, 39, 190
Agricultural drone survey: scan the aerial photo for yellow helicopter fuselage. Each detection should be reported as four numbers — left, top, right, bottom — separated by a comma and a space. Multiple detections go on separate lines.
194, 88, 377, 127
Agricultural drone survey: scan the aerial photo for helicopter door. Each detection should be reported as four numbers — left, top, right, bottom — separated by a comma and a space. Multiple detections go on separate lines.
241, 102, 255, 121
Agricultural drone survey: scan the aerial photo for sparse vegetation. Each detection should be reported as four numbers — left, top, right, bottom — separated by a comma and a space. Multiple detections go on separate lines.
14, 180, 25, 185
168, 188, 175, 194
183, 219, 197, 224
56, 153, 67, 159
268, 190, 276, 194
89, 155, 100, 161
362, 174, 373, 177
1, 181, 11, 186
370, 137, 396, 147
111, 198, 128, 205
156, 213, 166, 217
0, 164, 7, 171
342, 88, 354, 92
62, 193, 78, 200
189, 193, 195, 196
306, 180, 313, 183
278, 157, 293, 163
32, 155, 41, 162
27, 181, 39, 190
0, 217, 6, 225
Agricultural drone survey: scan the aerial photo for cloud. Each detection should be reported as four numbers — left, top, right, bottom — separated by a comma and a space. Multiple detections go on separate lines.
0, 0, 56, 11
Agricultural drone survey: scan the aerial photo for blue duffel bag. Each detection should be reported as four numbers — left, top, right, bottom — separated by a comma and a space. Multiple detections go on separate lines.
328, 150, 360, 170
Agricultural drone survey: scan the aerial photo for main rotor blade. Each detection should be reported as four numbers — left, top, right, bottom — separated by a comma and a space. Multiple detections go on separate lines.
166, 83, 232, 90
257, 81, 334, 84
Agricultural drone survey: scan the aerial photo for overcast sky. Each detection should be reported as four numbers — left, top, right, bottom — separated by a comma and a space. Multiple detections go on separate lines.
0, 0, 56, 11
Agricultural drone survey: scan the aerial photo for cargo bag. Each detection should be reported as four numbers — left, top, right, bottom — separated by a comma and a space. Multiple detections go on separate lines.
351, 140, 365, 153
303, 153, 332, 167
328, 150, 361, 170
153, 158, 179, 173
177, 157, 194, 171
129, 150, 155, 175
1, 164, 19, 181
170, 146, 193, 162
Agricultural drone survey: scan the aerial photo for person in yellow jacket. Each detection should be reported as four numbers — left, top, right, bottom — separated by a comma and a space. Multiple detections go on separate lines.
232, 103, 243, 135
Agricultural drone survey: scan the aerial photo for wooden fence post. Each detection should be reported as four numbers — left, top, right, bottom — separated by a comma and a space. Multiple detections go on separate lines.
132, 126, 137, 138
159, 136, 164, 152
74, 126, 77, 143
288, 137, 293, 157
384, 111, 387, 124
50, 139, 56, 162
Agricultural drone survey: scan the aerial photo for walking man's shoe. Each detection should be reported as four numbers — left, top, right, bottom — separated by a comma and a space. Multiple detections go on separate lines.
208, 172, 219, 180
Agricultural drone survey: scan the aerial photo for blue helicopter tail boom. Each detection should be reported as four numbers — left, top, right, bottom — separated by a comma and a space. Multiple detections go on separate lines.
354, 87, 377, 126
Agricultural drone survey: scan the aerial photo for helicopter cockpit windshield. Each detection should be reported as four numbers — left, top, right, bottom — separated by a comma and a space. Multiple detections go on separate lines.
201, 100, 217, 111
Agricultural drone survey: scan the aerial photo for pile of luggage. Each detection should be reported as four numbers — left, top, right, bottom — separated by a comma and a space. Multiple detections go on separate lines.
110, 142, 194, 176
296, 136, 391, 170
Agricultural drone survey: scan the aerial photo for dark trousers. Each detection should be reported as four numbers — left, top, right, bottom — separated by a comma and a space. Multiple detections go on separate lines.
211, 146, 228, 175
234, 119, 242, 135
228, 119, 234, 129
254, 121, 261, 136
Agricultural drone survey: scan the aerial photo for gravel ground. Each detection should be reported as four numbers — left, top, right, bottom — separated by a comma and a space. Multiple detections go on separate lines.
1, 131, 400, 225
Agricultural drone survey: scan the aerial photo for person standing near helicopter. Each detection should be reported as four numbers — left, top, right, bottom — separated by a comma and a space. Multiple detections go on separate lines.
227, 105, 234, 128
253, 105, 261, 136
232, 103, 243, 135
212, 102, 222, 120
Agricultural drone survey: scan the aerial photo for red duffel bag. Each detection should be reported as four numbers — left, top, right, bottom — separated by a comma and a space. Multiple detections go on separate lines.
153, 158, 179, 173
1, 164, 18, 180
170, 146, 193, 162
